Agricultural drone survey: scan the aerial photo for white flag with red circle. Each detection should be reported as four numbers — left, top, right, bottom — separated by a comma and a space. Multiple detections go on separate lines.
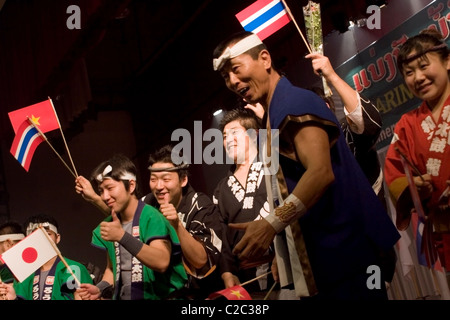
0, 227, 57, 282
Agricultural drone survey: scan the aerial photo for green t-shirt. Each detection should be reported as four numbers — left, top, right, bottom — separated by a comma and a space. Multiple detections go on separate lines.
92, 201, 187, 300
14, 257, 93, 300
0, 264, 15, 283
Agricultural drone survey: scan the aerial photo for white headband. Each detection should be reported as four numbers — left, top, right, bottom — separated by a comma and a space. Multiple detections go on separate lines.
213, 34, 263, 71
148, 163, 190, 172
96, 165, 136, 182
26, 222, 58, 236
0, 233, 24, 242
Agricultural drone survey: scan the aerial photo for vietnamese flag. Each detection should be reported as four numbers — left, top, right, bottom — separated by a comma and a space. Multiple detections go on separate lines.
207, 285, 252, 300
8, 99, 60, 135
0, 228, 57, 282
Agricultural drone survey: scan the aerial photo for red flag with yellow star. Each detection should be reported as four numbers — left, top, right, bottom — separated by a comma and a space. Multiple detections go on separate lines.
8, 99, 59, 135
207, 285, 252, 300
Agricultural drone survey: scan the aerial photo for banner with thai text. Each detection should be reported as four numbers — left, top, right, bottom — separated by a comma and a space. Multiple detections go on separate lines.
336, 0, 450, 150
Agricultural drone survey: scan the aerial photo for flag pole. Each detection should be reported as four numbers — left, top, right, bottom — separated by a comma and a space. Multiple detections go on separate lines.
47, 97, 79, 177
394, 146, 425, 183
240, 271, 272, 287
27, 117, 77, 178
39, 226, 81, 288
280, 0, 312, 54
263, 281, 277, 300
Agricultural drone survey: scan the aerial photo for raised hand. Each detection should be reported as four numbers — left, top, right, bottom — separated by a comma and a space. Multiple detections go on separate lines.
75, 175, 99, 202
100, 210, 125, 241
159, 193, 179, 229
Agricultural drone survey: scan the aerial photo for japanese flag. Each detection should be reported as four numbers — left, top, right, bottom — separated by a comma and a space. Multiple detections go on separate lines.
0, 227, 58, 282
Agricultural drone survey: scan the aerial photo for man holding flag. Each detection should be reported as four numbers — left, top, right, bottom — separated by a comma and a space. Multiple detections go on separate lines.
76, 154, 187, 300
212, 31, 400, 300
0, 214, 93, 300
75, 146, 223, 300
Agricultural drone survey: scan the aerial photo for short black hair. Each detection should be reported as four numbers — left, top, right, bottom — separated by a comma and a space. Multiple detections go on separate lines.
24, 214, 59, 234
148, 144, 189, 180
219, 107, 262, 132
0, 220, 24, 236
90, 154, 140, 197
396, 29, 449, 74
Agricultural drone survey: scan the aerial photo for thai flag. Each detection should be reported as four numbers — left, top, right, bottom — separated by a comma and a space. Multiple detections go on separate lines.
411, 212, 428, 267
10, 120, 45, 172
411, 211, 443, 272
236, 0, 291, 41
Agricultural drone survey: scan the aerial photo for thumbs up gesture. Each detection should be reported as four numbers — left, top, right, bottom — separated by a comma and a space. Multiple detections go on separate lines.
100, 210, 125, 241
159, 193, 179, 229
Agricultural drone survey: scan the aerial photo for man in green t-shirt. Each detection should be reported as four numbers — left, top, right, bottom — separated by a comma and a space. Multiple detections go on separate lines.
76, 154, 187, 300
0, 214, 93, 300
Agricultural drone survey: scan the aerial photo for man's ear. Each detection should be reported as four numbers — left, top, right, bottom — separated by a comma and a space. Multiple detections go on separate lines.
5, 239, 14, 250
55, 234, 61, 245
129, 179, 137, 194
181, 175, 188, 188
259, 49, 272, 69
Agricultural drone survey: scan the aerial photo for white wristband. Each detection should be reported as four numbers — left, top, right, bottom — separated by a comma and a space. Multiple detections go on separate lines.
265, 193, 306, 233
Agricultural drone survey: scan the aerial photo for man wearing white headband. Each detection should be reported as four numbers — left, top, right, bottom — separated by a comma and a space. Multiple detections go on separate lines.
76, 154, 187, 300
213, 33, 263, 71
144, 144, 223, 299
212, 31, 400, 300
0, 221, 25, 285
5, 214, 93, 300
76, 147, 223, 299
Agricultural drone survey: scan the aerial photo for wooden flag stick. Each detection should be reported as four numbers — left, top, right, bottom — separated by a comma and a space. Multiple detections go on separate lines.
39, 226, 81, 288
439, 185, 450, 202
27, 117, 77, 178
280, 0, 312, 54
394, 146, 425, 183
263, 281, 278, 300
48, 97, 78, 177
240, 271, 272, 287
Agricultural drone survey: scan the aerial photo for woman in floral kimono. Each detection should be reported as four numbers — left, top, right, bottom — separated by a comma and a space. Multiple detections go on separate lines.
384, 29, 450, 269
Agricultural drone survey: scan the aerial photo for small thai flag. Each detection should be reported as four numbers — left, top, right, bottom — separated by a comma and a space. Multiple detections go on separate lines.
10, 120, 44, 172
236, 0, 291, 41
411, 211, 443, 272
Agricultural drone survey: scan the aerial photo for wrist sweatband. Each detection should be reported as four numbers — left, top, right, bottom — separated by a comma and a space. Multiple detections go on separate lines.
265, 193, 306, 233
96, 280, 112, 296
118, 232, 144, 257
